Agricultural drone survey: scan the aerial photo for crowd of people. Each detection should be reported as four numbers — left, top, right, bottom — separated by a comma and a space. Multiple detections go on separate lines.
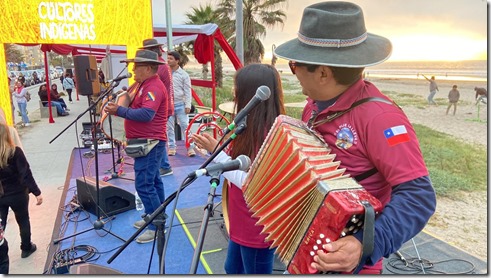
8, 70, 76, 126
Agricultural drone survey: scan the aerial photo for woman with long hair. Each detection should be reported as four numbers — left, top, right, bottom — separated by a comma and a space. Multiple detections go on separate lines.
38, 85, 69, 116
12, 81, 30, 127
192, 64, 285, 274
0, 123, 43, 259
0, 108, 22, 149
50, 84, 69, 111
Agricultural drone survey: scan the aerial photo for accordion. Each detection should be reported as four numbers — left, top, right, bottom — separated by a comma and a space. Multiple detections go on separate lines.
242, 115, 383, 274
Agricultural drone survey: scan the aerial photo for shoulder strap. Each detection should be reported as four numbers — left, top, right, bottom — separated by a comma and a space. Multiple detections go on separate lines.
312, 97, 400, 128
312, 97, 400, 182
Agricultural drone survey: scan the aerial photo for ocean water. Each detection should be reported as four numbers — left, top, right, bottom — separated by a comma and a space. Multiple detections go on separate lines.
366, 60, 487, 82
190, 60, 487, 83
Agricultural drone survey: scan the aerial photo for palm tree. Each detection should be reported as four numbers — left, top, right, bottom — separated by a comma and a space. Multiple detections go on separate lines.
216, 0, 287, 65
185, 4, 225, 87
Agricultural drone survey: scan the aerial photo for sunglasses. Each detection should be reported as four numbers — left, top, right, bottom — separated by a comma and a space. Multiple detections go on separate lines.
133, 64, 151, 70
288, 61, 309, 75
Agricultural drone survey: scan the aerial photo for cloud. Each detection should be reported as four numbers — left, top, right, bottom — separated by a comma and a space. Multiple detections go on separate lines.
158, 0, 487, 61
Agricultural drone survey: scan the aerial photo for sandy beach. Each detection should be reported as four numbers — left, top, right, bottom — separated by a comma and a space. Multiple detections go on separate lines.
371, 77, 487, 146
371, 77, 488, 261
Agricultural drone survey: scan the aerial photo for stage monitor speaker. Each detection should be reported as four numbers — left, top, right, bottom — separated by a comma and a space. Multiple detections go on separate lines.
76, 177, 135, 217
73, 55, 100, 96
69, 263, 122, 274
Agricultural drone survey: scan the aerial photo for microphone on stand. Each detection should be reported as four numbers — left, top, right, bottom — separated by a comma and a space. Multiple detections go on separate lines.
188, 155, 251, 178
222, 85, 271, 135
107, 73, 132, 83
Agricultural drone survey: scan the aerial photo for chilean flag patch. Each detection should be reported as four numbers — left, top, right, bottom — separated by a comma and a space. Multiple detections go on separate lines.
384, 125, 410, 146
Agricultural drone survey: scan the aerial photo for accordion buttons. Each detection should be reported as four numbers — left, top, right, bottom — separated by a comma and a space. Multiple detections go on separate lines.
313, 245, 318, 251
310, 251, 315, 256
319, 234, 325, 238
316, 239, 322, 244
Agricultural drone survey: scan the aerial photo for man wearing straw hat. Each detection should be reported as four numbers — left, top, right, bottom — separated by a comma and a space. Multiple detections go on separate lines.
104, 49, 168, 243
274, 1, 436, 274
139, 38, 175, 176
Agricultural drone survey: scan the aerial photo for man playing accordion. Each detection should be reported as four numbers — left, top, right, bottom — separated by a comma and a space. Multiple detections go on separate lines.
274, 1, 436, 274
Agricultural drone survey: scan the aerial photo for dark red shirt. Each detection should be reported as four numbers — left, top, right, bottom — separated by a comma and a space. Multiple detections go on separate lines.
157, 57, 174, 116
124, 75, 168, 141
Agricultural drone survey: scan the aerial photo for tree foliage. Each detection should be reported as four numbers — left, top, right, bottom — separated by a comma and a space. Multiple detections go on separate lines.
5, 44, 24, 63
216, 0, 287, 65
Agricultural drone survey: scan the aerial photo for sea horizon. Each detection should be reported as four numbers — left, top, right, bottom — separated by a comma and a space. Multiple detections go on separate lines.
186, 59, 488, 83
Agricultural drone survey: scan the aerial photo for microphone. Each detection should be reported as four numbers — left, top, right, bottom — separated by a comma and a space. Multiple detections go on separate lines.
222, 85, 271, 135
189, 155, 251, 178
107, 73, 132, 83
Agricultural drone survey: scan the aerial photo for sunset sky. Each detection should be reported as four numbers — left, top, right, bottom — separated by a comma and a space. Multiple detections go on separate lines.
152, 0, 488, 62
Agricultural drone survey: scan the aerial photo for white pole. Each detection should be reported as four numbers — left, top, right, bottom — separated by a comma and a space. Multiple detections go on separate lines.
235, 0, 244, 65
165, 0, 173, 51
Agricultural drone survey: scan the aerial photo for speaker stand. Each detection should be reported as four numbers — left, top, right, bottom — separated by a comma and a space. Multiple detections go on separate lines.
51, 80, 127, 245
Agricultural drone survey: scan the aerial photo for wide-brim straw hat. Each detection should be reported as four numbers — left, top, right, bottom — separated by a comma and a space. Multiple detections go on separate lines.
121, 50, 165, 64
139, 38, 165, 49
274, 1, 392, 68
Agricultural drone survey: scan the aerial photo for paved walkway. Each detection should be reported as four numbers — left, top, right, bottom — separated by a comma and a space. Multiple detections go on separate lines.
5, 81, 93, 274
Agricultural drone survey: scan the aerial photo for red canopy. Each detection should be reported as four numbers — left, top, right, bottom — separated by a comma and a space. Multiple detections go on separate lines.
19, 24, 242, 111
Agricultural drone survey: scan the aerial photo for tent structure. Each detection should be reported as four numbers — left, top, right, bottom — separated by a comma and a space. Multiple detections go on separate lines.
153, 23, 244, 110
25, 23, 242, 115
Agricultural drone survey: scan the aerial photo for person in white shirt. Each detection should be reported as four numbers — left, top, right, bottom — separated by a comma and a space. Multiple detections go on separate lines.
165, 51, 195, 157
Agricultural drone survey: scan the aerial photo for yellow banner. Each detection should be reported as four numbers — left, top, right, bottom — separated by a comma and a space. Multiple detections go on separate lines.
0, 0, 152, 45
0, 0, 153, 125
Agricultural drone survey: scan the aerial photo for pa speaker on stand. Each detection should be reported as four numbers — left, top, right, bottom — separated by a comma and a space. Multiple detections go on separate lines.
73, 55, 101, 96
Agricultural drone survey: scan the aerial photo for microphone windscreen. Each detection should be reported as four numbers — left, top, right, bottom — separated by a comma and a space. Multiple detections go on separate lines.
236, 155, 251, 171
256, 85, 271, 101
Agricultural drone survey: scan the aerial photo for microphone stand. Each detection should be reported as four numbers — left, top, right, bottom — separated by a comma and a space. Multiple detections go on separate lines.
107, 121, 248, 274
105, 96, 133, 182
189, 171, 221, 274
50, 77, 126, 244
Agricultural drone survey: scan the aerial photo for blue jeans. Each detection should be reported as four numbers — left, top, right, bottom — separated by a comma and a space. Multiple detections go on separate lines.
17, 102, 29, 124
166, 103, 189, 150
44, 101, 64, 115
133, 140, 165, 230
159, 144, 171, 170
427, 90, 437, 105
224, 240, 276, 274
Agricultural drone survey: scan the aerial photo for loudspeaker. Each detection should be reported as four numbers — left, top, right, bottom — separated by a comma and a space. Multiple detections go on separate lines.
76, 177, 135, 217
73, 55, 100, 96
69, 263, 122, 274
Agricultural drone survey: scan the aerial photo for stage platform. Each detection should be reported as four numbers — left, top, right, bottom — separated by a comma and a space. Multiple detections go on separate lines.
44, 141, 487, 274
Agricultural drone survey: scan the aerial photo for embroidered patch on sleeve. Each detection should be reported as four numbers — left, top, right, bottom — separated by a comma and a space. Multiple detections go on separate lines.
146, 92, 155, 101
384, 125, 410, 146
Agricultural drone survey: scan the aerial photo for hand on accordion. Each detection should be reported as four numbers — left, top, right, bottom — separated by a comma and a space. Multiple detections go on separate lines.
310, 235, 363, 273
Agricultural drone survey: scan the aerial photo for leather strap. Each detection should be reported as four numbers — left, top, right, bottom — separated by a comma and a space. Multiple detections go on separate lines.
354, 167, 378, 182
312, 97, 398, 128
352, 200, 376, 274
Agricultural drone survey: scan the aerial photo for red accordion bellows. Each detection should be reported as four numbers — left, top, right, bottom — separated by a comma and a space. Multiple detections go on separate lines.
242, 115, 383, 274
